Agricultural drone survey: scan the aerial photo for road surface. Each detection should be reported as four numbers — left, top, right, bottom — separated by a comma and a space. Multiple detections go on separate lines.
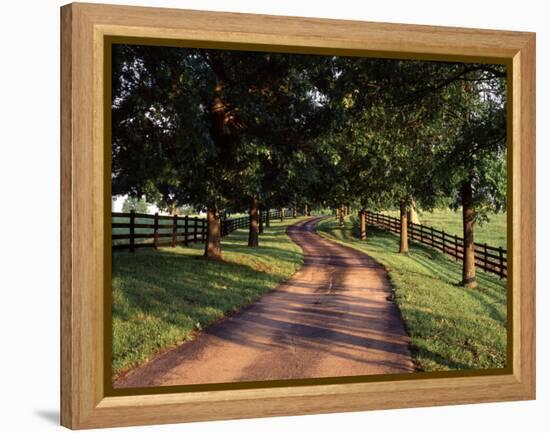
114, 217, 414, 388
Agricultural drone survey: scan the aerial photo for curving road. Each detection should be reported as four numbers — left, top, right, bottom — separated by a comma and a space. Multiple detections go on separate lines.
114, 217, 414, 388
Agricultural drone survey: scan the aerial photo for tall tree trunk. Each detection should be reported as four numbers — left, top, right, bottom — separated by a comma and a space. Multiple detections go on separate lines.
258, 206, 264, 234
304, 203, 309, 216
292, 207, 297, 218
248, 196, 259, 247
339, 205, 344, 227
265, 208, 270, 227
461, 180, 477, 288
359, 208, 367, 241
204, 207, 222, 260
399, 200, 409, 253
280, 207, 284, 222
204, 55, 227, 261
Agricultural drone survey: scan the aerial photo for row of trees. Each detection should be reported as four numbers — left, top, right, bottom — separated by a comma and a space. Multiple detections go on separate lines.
112, 45, 506, 288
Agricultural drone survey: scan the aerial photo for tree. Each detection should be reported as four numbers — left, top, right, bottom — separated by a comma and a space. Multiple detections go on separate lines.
321, 57, 438, 247
111, 45, 209, 213
111, 44, 506, 279
350, 58, 504, 274
247, 196, 259, 247
432, 70, 506, 287
207, 50, 333, 248
121, 196, 149, 214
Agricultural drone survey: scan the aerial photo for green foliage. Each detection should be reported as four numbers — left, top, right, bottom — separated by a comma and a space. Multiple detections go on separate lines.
121, 196, 149, 214
410, 67, 508, 219
112, 46, 334, 213
112, 45, 506, 220
317, 217, 507, 371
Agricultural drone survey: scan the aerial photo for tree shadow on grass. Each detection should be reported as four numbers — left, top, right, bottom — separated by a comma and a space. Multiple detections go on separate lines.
413, 347, 477, 371
111, 226, 305, 375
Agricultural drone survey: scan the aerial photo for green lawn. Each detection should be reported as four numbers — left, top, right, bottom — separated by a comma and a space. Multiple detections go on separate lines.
112, 217, 306, 378
317, 216, 507, 372
381, 208, 507, 248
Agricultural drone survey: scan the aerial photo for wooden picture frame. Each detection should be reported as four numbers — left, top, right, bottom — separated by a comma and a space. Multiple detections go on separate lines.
60, 2, 535, 429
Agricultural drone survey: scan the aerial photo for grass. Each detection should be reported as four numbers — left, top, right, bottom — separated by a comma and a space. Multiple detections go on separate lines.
382, 208, 507, 248
317, 216, 507, 372
112, 217, 306, 378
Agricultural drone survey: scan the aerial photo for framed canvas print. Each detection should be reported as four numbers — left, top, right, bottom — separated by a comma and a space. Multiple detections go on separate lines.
60, 2, 536, 429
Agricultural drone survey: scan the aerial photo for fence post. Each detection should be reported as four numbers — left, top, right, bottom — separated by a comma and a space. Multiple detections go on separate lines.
184, 216, 189, 246
454, 234, 458, 261
442, 230, 446, 254
172, 214, 178, 247
153, 212, 159, 249
203, 219, 207, 242
129, 210, 135, 252
194, 217, 198, 243
431, 227, 434, 247
499, 246, 504, 278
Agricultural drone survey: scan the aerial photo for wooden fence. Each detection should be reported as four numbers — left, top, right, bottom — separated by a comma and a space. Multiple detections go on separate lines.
364, 211, 507, 278
112, 208, 296, 252
220, 208, 292, 235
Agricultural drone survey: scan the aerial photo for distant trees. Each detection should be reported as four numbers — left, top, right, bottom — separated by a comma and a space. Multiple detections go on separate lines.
111, 45, 507, 286
121, 196, 149, 214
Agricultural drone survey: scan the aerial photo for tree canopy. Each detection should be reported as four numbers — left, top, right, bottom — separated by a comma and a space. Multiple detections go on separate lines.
111, 44, 506, 283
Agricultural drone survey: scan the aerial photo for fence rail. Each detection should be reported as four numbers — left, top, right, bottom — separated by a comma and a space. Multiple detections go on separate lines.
112, 208, 297, 252
364, 211, 507, 278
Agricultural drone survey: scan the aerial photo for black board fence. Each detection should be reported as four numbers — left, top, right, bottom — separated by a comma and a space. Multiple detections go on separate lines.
112, 208, 298, 252
364, 211, 507, 278
220, 208, 293, 235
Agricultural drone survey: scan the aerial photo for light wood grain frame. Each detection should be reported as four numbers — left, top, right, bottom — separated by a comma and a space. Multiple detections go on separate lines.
60, 2, 536, 429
